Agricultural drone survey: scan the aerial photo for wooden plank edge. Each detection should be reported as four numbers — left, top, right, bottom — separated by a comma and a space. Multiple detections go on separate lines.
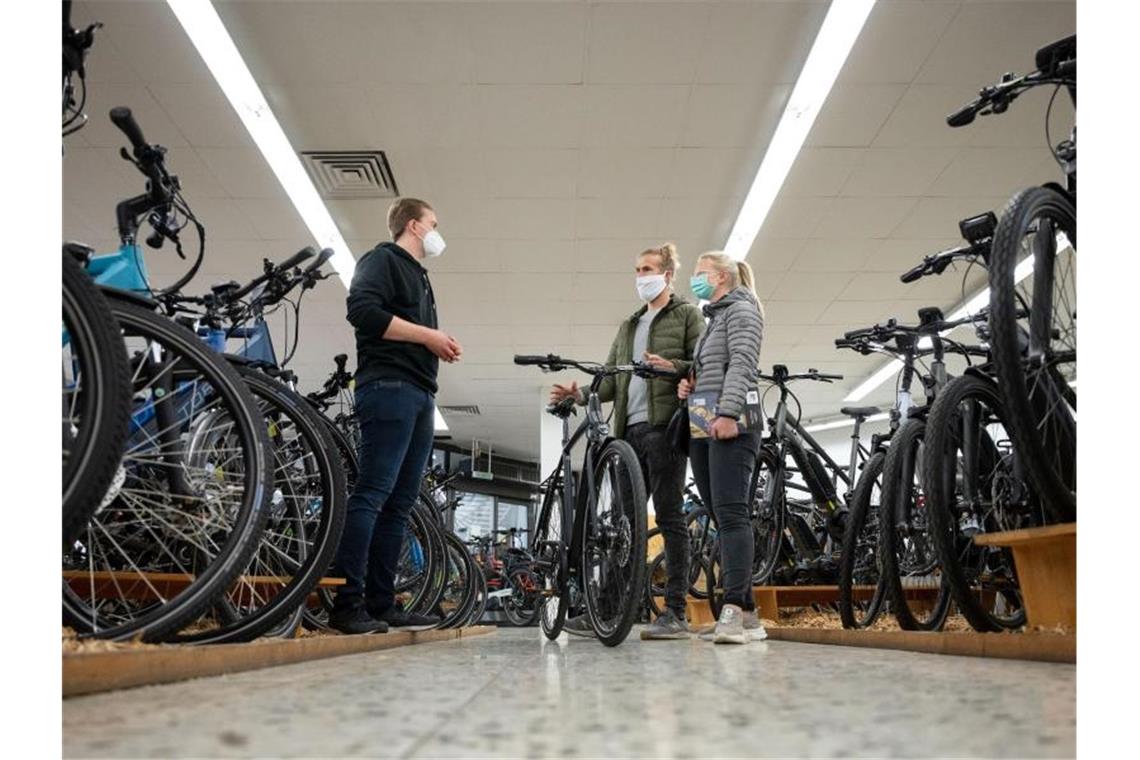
764, 627, 1075, 664
64, 626, 497, 698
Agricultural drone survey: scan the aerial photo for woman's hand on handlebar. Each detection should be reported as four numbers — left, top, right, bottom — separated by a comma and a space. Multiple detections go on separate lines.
550, 381, 582, 405
642, 352, 675, 372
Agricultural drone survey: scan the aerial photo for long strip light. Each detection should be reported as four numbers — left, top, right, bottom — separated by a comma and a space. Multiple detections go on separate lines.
803, 411, 890, 433
844, 246, 1053, 403
166, 0, 355, 286
723, 0, 876, 260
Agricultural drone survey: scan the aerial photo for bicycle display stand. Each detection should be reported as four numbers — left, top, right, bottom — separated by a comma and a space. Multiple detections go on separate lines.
660, 585, 944, 626
973, 522, 1076, 629
63, 571, 345, 603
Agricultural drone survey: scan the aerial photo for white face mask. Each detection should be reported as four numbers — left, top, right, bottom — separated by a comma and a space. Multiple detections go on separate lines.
635, 273, 668, 302
421, 229, 446, 258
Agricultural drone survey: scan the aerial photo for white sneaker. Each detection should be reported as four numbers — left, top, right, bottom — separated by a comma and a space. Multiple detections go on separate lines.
712, 604, 748, 645
742, 609, 768, 641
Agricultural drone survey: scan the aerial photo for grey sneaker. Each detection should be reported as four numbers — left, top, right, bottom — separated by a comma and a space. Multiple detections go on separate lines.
712, 604, 748, 644
640, 608, 691, 640
563, 613, 595, 638
742, 609, 769, 641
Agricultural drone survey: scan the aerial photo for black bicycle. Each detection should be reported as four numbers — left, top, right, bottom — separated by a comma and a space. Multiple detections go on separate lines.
948, 34, 1076, 522
515, 354, 669, 646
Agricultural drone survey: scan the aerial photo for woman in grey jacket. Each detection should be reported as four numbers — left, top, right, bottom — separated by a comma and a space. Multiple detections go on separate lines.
678, 251, 766, 644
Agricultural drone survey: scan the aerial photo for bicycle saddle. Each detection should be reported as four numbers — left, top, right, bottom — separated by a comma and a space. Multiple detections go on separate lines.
840, 406, 881, 419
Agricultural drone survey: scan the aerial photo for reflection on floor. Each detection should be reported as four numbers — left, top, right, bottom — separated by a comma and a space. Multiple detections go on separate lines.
64, 626, 1075, 758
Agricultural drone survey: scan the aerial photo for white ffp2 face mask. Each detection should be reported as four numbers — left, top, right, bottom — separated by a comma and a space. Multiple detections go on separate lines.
636, 274, 667, 302
421, 229, 446, 258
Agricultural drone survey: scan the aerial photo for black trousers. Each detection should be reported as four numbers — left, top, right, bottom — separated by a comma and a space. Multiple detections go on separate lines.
689, 431, 761, 611
624, 423, 689, 614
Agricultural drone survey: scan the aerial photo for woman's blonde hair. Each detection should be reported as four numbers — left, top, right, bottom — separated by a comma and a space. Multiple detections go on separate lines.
697, 251, 764, 316
639, 242, 680, 274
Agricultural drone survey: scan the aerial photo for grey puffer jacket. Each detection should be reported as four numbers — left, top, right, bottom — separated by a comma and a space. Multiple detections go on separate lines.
691, 287, 764, 419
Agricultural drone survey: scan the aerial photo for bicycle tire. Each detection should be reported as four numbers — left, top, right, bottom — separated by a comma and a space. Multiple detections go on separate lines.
749, 446, 786, 586
582, 439, 647, 647
62, 255, 131, 545
989, 186, 1077, 521
923, 374, 1034, 632
433, 530, 475, 629
502, 566, 541, 626
171, 365, 347, 643
877, 420, 952, 631
838, 450, 887, 629
535, 488, 569, 639
62, 298, 272, 642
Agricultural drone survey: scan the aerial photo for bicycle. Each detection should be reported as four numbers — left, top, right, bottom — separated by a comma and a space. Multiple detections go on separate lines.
515, 354, 669, 646
948, 34, 1076, 522
63, 107, 274, 642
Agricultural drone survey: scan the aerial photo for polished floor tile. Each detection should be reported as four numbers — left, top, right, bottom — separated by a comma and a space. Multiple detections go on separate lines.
64, 627, 1075, 758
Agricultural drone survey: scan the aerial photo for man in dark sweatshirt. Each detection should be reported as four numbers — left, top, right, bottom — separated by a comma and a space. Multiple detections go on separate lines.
329, 197, 462, 634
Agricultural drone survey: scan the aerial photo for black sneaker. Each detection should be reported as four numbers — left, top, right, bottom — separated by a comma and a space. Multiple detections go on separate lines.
370, 603, 440, 630
563, 613, 595, 638
328, 607, 389, 635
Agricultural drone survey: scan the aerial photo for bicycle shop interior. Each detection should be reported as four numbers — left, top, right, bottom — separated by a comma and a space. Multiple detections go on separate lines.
54, 0, 1088, 758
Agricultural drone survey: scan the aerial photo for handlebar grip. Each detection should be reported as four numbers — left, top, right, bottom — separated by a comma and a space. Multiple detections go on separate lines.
277, 246, 317, 272
1056, 59, 1075, 78
514, 355, 553, 366
334, 353, 348, 371
946, 103, 977, 128
844, 328, 871, 340
110, 107, 148, 152
819, 373, 844, 381
304, 247, 335, 273
900, 262, 926, 283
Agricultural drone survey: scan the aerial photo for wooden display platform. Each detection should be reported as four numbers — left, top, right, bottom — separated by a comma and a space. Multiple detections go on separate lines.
62, 571, 344, 603
974, 522, 1076, 628
764, 627, 1075, 664
659, 585, 943, 626
63, 626, 495, 698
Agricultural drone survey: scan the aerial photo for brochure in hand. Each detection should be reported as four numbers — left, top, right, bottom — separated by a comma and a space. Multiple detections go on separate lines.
688, 389, 764, 439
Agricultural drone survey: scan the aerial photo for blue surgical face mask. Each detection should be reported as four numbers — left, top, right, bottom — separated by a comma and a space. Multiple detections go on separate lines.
690, 273, 715, 300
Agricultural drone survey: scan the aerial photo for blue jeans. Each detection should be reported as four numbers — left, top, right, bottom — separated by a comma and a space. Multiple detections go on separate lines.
332, 379, 435, 614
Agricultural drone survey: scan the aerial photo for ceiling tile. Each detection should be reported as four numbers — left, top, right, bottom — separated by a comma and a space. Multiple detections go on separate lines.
815, 300, 899, 328
78, 83, 189, 148
863, 238, 963, 274
586, 3, 709, 84
756, 196, 832, 239
772, 272, 856, 303
839, 147, 959, 197
680, 84, 789, 149
150, 83, 249, 148
837, 273, 916, 302
233, 198, 310, 242
813, 197, 919, 239
477, 85, 584, 149
499, 240, 577, 274
872, 84, 981, 148
806, 85, 907, 147
764, 300, 832, 326
667, 149, 750, 198
485, 149, 578, 199
581, 85, 690, 148
469, 2, 586, 84
891, 196, 1009, 239
747, 238, 809, 273
578, 198, 661, 239
695, 1, 827, 84
781, 148, 864, 198
791, 238, 879, 273
577, 149, 674, 199
926, 147, 1059, 198
839, 0, 961, 84
196, 147, 283, 199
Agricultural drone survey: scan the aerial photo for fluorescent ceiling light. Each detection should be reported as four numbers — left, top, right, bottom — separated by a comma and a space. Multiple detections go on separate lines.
804, 411, 890, 433
723, 0, 876, 260
434, 408, 449, 433
166, 0, 355, 287
843, 238, 1064, 402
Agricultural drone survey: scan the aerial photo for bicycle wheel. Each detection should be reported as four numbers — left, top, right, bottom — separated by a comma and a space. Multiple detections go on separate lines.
434, 531, 475, 629
172, 366, 347, 643
924, 374, 1041, 632
581, 440, 647, 647
62, 299, 272, 642
393, 503, 442, 614
534, 488, 569, 639
989, 186, 1076, 521
302, 414, 357, 630
838, 450, 887, 629
749, 446, 786, 585
502, 565, 541, 626
62, 253, 131, 545
878, 420, 952, 631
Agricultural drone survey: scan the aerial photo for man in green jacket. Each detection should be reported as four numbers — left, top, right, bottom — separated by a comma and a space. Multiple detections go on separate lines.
550, 243, 704, 639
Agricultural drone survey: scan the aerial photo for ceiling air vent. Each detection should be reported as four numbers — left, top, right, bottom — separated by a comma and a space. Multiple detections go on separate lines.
300, 151, 398, 199
438, 405, 481, 417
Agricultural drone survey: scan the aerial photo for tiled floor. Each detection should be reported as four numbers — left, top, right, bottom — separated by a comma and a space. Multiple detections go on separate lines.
64, 627, 1075, 758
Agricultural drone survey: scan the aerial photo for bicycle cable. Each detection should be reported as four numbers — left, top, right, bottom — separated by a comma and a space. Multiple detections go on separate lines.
1045, 83, 1066, 173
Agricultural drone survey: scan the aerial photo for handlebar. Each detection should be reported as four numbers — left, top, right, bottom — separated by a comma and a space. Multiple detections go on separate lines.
110, 106, 148, 153
515, 353, 676, 379
758, 366, 843, 385
947, 37, 1075, 129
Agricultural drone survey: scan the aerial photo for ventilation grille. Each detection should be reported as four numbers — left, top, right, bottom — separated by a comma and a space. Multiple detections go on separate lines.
300, 151, 398, 199
438, 405, 481, 417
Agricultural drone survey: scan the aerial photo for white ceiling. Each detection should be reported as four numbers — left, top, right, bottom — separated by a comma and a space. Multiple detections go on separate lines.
63, 0, 1075, 461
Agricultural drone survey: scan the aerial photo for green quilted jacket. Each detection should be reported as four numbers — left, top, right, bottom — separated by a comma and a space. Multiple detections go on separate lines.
591, 294, 705, 439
